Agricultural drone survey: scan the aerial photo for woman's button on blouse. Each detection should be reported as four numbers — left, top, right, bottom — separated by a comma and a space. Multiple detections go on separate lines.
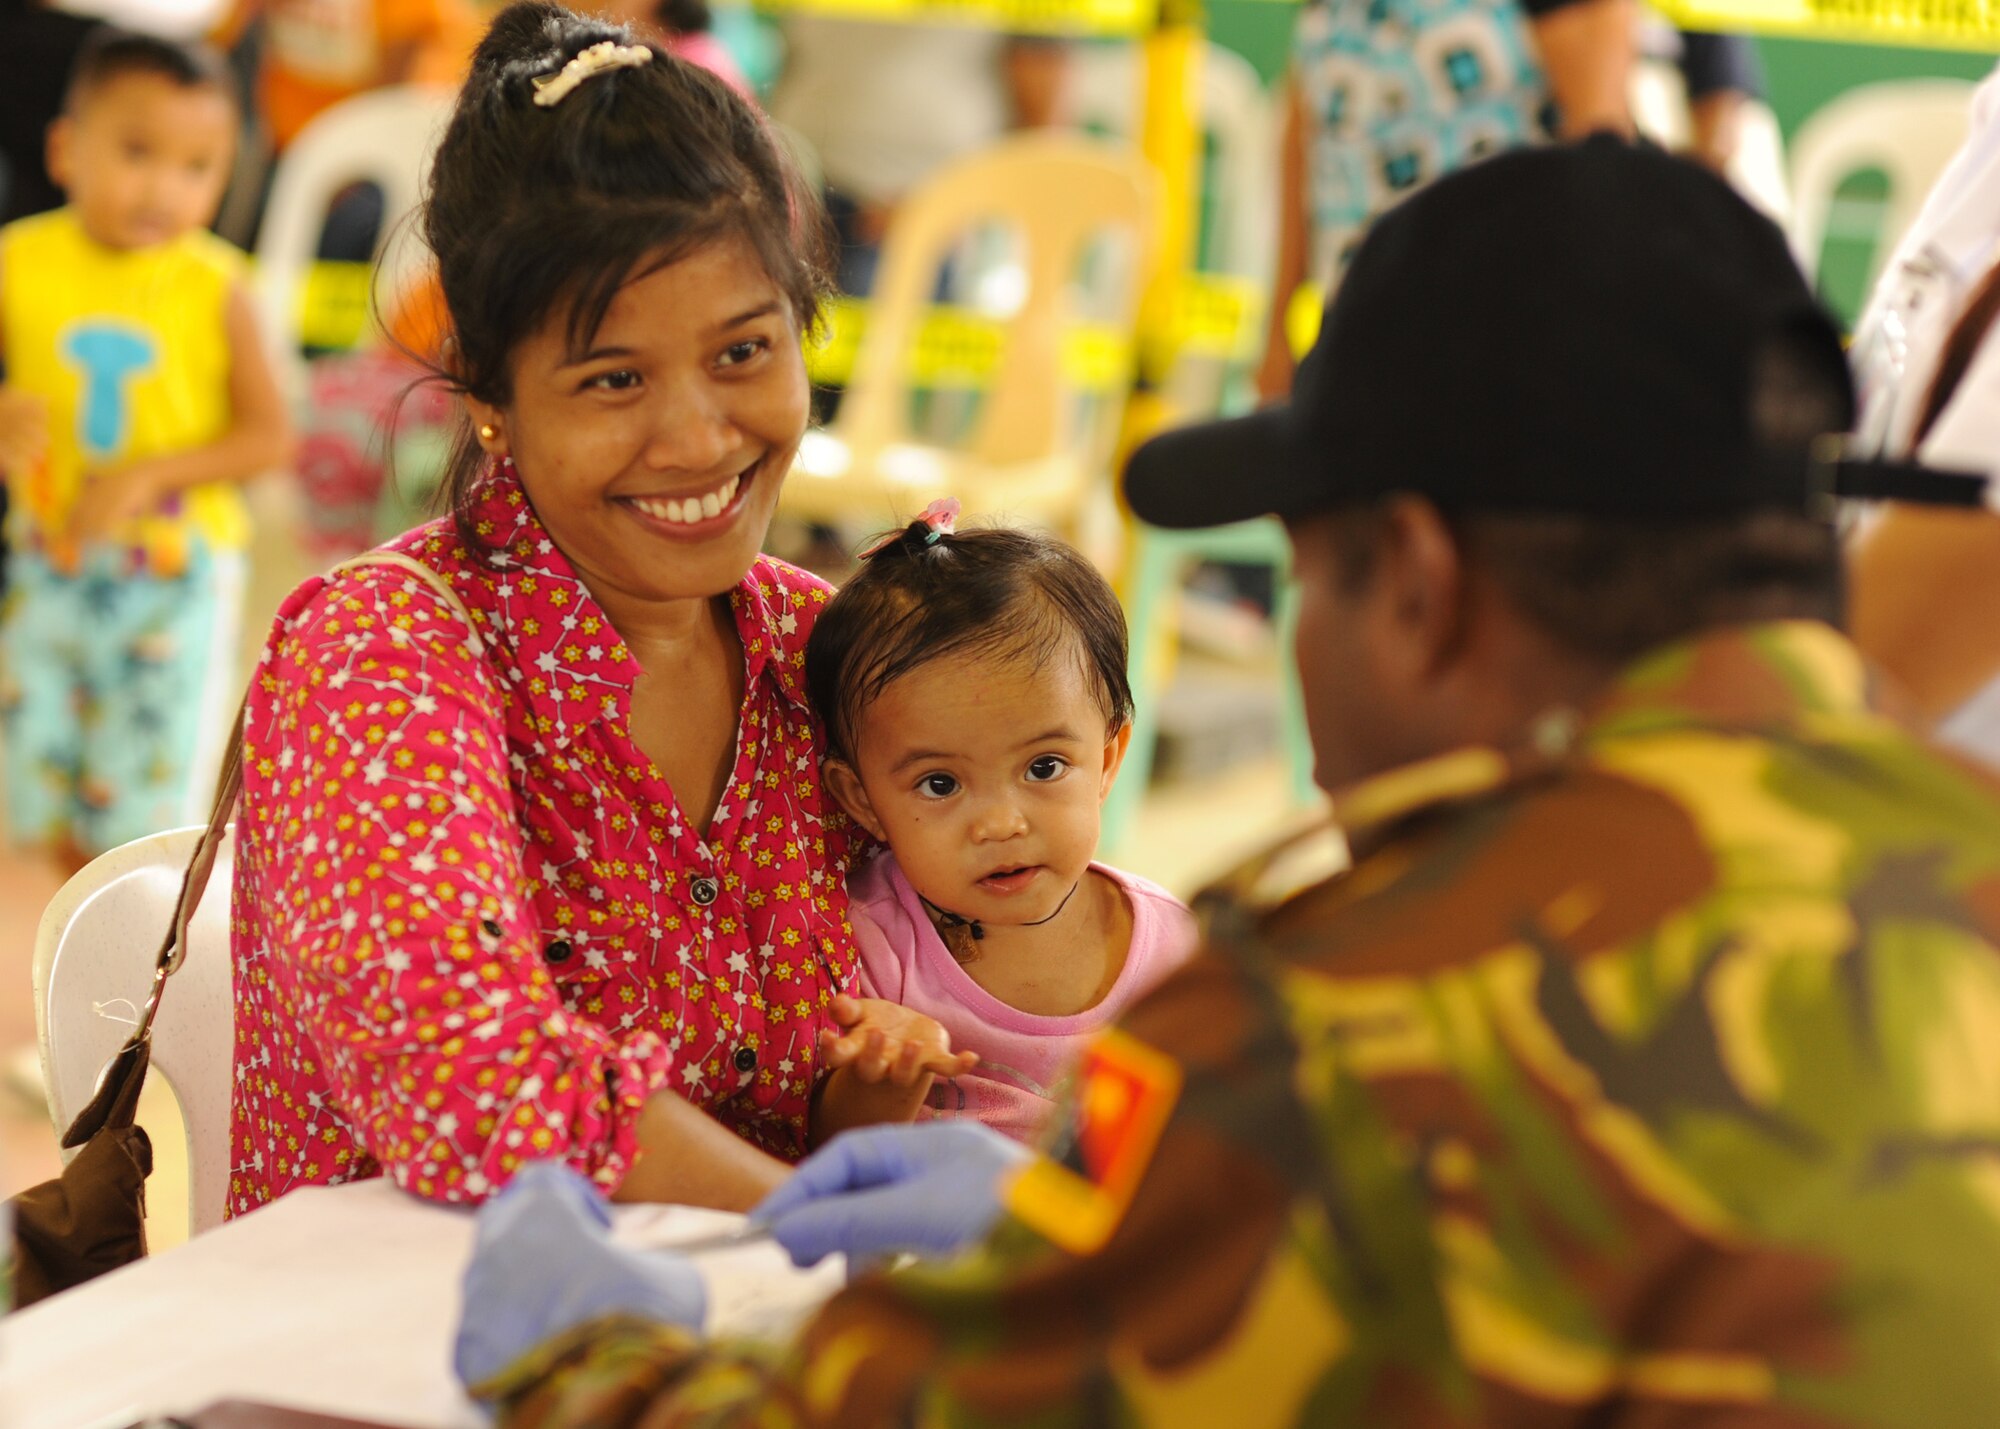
733, 1046, 758, 1074
690, 877, 720, 907
544, 938, 575, 965
481, 919, 504, 938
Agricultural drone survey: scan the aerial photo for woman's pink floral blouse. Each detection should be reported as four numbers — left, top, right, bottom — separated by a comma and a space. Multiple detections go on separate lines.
227, 473, 857, 1214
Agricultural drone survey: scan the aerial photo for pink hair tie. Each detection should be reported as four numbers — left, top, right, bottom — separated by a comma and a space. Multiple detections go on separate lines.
859, 497, 961, 560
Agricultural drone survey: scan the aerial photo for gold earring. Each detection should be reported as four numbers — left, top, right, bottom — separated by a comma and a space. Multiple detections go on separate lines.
478, 424, 498, 441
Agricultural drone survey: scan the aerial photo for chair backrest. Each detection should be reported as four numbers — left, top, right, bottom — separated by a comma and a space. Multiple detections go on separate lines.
837, 133, 1158, 471
34, 826, 236, 1238
1066, 41, 1275, 279
1732, 101, 1793, 226
1628, 55, 1689, 149
1628, 58, 1790, 222
1788, 79, 1973, 288
253, 85, 454, 395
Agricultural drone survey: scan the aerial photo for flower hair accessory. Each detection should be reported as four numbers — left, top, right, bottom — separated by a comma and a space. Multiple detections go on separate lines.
859, 497, 961, 560
532, 41, 653, 108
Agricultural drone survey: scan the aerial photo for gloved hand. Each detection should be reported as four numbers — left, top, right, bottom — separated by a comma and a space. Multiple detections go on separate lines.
453, 1160, 708, 1390
750, 1121, 1032, 1268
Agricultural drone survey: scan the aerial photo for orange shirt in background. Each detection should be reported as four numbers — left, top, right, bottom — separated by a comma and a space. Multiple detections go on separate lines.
245, 0, 476, 148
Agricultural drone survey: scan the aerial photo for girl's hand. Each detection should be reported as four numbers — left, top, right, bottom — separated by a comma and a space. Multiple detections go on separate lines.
819, 994, 978, 1086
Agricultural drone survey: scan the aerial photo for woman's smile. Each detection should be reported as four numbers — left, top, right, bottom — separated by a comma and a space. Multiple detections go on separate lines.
617, 461, 756, 539
473, 234, 810, 608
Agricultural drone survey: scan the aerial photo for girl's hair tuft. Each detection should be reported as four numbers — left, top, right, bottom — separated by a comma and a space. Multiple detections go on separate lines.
805, 526, 1134, 763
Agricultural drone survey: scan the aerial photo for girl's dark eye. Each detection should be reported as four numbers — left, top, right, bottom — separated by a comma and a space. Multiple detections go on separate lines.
920, 773, 959, 798
719, 339, 767, 367
1026, 756, 1066, 782
586, 369, 642, 392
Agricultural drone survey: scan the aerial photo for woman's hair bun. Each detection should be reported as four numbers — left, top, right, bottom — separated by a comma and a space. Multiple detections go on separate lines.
472, 1, 626, 94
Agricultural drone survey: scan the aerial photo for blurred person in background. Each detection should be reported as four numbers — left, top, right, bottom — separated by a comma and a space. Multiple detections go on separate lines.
0, 0, 105, 596
596, 0, 751, 98
1672, 28, 1764, 174
217, 0, 469, 154
0, 30, 289, 874
213, 0, 476, 265
1847, 60, 2000, 765
767, 16, 1067, 297
0, 0, 104, 225
1256, 0, 1636, 399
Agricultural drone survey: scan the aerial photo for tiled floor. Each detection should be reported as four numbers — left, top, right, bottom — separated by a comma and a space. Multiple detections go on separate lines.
0, 855, 64, 1199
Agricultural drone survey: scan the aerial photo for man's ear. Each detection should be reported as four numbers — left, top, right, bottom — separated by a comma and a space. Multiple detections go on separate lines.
1378, 496, 1469, 681
823, 758, 886, 841
45, 117, 72, 192
1097, 720, 1133, 803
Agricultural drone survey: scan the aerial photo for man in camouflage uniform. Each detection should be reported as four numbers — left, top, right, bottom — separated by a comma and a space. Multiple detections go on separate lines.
454, 137, 2000, 1426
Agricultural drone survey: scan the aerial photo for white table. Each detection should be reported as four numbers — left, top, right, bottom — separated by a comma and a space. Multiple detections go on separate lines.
0, 1181, 844, 1429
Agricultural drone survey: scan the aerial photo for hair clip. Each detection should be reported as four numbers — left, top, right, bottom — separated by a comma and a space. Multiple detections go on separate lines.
858, 497, 962, 560
532, 41, 653, 108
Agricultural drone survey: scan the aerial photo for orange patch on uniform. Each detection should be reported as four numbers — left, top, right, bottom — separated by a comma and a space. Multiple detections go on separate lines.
1008, 1028, 1183, 1255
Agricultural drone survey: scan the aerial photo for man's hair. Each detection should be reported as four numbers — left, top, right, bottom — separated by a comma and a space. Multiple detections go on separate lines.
806, 525, 1134, 763
64, 30, 233, 114
1321, 326, 1848, 665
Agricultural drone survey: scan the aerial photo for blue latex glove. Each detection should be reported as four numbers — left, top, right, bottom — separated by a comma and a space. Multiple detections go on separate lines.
453, 1161, 708, 1390
750, 1122, 1032, 1268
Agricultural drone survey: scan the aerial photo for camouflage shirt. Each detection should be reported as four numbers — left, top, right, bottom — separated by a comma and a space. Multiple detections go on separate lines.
479, 620, 2000, 1428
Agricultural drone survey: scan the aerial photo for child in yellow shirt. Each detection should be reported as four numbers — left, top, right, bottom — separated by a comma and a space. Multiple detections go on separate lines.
0, 31, 291, 869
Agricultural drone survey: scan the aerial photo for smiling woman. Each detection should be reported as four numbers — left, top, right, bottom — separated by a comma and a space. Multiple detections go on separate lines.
224, 2, 863, 1218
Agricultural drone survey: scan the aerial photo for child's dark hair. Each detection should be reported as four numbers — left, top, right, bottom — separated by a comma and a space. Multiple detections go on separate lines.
421, 2, 829, 548
807, 522, 1135, 763
64, 29, 232, 113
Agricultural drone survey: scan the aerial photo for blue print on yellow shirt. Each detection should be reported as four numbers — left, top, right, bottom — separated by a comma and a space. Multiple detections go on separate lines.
62, 323, 157, 461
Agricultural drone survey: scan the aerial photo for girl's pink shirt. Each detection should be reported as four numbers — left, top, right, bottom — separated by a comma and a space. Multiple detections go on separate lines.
228, 473, 859, 1214
851, 851, 1197, 1143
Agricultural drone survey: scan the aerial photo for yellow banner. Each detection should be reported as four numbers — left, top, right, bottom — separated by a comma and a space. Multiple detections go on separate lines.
805, 295, 1138, 388
294, 260, 377, 352
804, 275, 1265, 389
752, 0, 2000, 42
1170, 272, 1268, 359
292, 265, 1273, 381
1652, 0, 2000, 48
750, 0, 1156, 38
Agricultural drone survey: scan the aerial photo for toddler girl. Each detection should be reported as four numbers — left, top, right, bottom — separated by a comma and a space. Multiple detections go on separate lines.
806, 501, 1197, 1142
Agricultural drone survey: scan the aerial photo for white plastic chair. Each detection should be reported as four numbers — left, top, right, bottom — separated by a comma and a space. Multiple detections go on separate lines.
1787, 79, 1974, 290
253, 84, 454, 398
1628, 57, 1791, 223
34, 826, 236, 1238
784, 133, 1158, 539
1065, 40, 1274, 426
1066, 40, 1275, 283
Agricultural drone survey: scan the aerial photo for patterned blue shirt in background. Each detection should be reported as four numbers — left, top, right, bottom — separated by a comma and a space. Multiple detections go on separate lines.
1295, 0, 1555, 283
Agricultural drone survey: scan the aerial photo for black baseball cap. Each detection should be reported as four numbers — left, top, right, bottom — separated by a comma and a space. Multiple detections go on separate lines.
1125, 137, 1983, 529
